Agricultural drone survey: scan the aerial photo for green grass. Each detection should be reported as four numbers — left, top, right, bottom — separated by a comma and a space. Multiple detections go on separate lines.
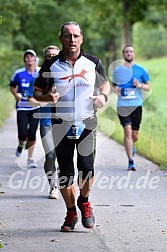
98, 56, 167, 169
0, 88, 15, 127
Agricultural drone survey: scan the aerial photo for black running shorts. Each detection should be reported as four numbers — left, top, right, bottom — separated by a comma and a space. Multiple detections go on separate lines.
117, 106, 142, 130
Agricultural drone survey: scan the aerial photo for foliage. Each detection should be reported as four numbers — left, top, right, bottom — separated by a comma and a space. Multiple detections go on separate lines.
0, 46, 23, 88
0, 3, 167, 97
133, 3, 167, 59
133, 22, 167, 59
0, 0, 167, 65
146, 4, 167, 28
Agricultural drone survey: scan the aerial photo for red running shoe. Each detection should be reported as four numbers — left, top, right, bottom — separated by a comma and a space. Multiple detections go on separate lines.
61, 211, 78, 232
77, 200, 95, 228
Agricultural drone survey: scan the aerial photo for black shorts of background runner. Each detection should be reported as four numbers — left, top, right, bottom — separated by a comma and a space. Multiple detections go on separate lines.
117, 106, 142, 130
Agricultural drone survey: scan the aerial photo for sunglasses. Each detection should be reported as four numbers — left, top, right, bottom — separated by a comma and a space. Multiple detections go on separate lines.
46, 54, 57, 59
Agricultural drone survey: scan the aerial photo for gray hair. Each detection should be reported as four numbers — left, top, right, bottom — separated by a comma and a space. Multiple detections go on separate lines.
59, 21, 83, 37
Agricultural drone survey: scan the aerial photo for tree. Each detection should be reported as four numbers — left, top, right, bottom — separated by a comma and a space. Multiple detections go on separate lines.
120, 0, 149, 46
0, 0, 167, 89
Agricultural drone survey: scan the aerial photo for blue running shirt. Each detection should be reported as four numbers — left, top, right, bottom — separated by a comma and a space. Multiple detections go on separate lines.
113, 64, 150, 107
10, 67, 38, 111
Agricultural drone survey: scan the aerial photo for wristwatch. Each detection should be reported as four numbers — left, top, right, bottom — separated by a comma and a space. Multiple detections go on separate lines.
100, 92, 108, 102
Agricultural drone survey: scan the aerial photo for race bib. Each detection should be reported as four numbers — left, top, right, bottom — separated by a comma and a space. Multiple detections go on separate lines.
65, 121, 85, 139
21, 89, 28, 100
121, 88, 136, 99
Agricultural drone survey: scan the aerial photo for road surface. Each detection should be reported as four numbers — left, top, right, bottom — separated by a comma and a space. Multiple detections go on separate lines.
0, 111, 167, 252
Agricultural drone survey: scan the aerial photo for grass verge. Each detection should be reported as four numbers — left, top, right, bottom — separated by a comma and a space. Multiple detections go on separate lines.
0, 88, 15, 127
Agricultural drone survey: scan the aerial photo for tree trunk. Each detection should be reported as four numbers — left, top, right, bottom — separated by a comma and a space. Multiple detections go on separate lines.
121, 2, 133, 48
121, 19, 133, 47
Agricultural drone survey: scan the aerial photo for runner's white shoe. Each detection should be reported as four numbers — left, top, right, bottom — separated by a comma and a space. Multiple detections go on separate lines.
27, 159, 37, 168
49, 186, 59, 199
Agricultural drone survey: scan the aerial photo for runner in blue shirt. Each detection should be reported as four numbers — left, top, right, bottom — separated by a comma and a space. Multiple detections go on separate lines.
112, 45, 151, 171
9, 49, 40, 168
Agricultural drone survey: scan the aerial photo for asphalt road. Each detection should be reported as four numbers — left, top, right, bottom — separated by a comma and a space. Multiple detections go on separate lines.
0, 111, 167, 252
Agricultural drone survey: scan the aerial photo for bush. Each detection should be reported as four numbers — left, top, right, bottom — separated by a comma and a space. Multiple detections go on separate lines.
133, 22, 167, 59
0, 88, 15, 127
0, 46, 23, 89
